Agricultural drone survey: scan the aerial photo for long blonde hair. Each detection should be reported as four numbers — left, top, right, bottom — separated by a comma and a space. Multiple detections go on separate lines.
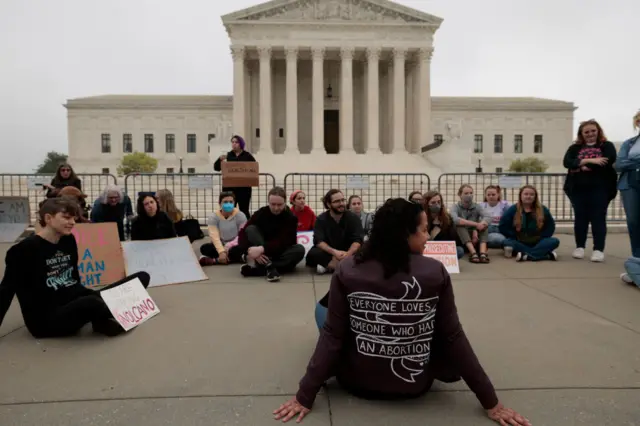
513, 185, 544, 232
156, 189, 182, 222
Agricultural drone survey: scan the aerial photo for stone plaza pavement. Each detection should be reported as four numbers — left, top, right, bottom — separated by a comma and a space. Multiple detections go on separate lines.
0, 234, 639, 425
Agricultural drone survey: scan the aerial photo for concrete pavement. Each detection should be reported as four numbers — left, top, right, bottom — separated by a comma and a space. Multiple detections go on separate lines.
1, 234, 639, 425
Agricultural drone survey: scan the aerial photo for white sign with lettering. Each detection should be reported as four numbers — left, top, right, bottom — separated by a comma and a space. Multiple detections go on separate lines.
0, 197, 30, 243
100, 278, 160, 331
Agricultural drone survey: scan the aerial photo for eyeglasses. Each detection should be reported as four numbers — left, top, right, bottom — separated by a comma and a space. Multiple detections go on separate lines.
331, 198, 346, 204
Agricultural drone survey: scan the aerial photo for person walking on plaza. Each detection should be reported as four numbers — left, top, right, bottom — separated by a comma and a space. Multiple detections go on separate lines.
229, 187, 305, 282
273, 198, 531, 426
563, 119, 618, 262
214, 135, 256, 218
0, 198, 151, 338
617, 111, 640, 287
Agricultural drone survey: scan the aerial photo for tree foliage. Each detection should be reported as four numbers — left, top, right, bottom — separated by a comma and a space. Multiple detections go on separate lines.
35, 151, 68, 174
508, 157, 549, 173
117, 152, 158, 176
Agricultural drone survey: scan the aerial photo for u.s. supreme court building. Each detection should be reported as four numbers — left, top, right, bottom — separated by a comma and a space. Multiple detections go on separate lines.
65, 0, 576, 178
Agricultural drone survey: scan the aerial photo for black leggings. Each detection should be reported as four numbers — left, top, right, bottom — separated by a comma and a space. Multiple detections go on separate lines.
570, 187, 610, 251
33, 271, 151, 338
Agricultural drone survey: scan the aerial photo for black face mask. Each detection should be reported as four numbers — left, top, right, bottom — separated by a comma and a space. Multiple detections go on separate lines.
428, 204, 441, 213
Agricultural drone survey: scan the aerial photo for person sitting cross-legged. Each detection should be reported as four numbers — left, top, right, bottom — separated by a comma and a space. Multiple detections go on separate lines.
0, 198, 151, 338
229, 187, 305, 282
199, 191, 247, 266
306, 189, 364, 274
499, 185, 560, 262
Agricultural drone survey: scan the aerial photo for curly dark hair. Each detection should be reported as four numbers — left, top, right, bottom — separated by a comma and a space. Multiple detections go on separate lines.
355, 198, 425, 279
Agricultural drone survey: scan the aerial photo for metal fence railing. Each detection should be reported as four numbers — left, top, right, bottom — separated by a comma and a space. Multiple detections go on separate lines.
283, 173, 431, 213
435, 173, 626, 223
0, 173, 117, 226
123, 173, 277, 225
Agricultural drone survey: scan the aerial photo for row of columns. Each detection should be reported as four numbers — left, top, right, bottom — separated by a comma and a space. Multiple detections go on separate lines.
231, 45, 433, 154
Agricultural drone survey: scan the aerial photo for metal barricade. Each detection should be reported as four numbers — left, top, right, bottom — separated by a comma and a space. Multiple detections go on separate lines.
436, 173, 626, 222
123, 173, 277, 225
283, 173, 431, 213
0, 173, 117, 226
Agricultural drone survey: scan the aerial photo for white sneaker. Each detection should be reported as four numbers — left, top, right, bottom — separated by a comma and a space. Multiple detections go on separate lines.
572, 248, 585, 259
590, 250, 605, 262
504, 246, 513, 258
515, 252, 528, 262
316, 265, 327, 275
620, 273, 634, 284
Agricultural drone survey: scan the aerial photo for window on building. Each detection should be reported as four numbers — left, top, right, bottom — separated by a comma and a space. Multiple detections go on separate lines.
255, 128, 260, 138
514, 134, 523, 153
165, 134, 175, 153
207, 133, 216, 153
495, 167, 503, 173
166, 167, 174, 174
187, 167, 196, 174
434, 134, 444, 145
102, 168, 110, 174
473, 135, 483, 153
101, 134, 111, 153
534, 134, 543, 153
494, 135, 503, 153
278, 128, 284, 138
187, 134, 197, 153
123, 133, 132, 153
144, 134, 154, 153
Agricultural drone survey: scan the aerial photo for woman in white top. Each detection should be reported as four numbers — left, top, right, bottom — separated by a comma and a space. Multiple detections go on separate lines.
480, 185, 511, 250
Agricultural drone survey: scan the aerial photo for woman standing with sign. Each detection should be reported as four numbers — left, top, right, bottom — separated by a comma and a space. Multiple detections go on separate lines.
214, 135, 256, 218
274, 198, 531, 426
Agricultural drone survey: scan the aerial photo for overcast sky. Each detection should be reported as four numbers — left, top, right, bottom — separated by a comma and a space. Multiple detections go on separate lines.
0, 0, 638, 172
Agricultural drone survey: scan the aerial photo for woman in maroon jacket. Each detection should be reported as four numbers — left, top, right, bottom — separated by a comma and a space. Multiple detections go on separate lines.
273, 198, 530, 425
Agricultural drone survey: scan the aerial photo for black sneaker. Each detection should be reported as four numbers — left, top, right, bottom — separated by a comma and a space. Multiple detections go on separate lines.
266, 266, 280, 282
93, 318, 125, 337
240, 264, 266, 277
548, 251, 558, 261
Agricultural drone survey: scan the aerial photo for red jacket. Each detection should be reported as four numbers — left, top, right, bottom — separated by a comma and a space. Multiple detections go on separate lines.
292, 205, 316, 231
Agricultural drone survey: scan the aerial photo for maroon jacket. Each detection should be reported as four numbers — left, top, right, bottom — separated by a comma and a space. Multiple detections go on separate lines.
296, 255, 498, 410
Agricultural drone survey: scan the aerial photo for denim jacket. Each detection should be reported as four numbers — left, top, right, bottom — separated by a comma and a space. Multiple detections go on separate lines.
615, 135, 640, 191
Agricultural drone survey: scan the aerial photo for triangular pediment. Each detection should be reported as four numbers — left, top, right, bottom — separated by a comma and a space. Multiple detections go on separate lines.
222, 0, 443, 25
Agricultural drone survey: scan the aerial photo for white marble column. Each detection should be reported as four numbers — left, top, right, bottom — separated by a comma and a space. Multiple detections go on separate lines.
417, 48, 433, 153
258, 46, 272, 154
285, 47, 298, 154
311, 47, 325, 153
366, 47, 380, 154
231, 45, 246, 139
392, 48, 406, 153
339, 47, 354, 153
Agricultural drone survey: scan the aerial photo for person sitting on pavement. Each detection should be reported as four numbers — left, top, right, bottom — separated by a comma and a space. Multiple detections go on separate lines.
199, 191, 247, 266
289, 189, 316, 232
305, 189, 364, 274
0, 197, 151, 338
499, 185, 560, 262
156, 189, 183, 224
90, 185, 134, 241
230, 186, 305, 282
57, 186, 90, 223
479, 185, 511, 250
423, 190, 464, 259
450, 184, 492, 264
130, 194, 177, 241
273, 198, 531, 426
408, 190, 424, 204
347, 195, 373, 239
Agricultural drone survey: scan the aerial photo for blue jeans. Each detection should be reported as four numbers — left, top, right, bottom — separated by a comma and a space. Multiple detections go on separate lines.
456, 246, 464, 259
569, 187, 610, 251
487, 225, 506, 249
315, 302, 328, 330
621, 189, 640, 258
624, 257, 640, 288
503, 237, 560, 261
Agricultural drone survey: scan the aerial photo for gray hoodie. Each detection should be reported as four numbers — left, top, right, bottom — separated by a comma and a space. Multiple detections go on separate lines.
450, 202, 491, 226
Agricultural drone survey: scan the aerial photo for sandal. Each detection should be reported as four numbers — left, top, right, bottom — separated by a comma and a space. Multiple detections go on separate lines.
479, 253, 490, 263
469, 253, 480, 263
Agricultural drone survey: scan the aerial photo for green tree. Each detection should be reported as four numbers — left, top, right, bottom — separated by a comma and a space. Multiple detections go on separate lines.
508, 157, 549, 173
35, 151, 68, 174
117, 152, 158, 176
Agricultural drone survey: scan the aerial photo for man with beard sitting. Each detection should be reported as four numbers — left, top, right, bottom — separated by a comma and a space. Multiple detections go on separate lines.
306, 189, 364, 274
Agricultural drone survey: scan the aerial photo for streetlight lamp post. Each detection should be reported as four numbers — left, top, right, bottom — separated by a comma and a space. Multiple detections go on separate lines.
179, 157, 184, 174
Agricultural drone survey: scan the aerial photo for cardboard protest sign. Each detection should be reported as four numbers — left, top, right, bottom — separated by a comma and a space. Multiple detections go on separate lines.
297, 231, 314, 257
222, 161, 259, 187
423, 241, 460, 274
0, 197, 30, 243
121, 236, 207, 287
71, 223, 126, 288
99, 277, 160, 331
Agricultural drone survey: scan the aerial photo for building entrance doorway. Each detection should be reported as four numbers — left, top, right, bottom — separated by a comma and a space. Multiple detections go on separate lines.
324, 110, 339, 154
